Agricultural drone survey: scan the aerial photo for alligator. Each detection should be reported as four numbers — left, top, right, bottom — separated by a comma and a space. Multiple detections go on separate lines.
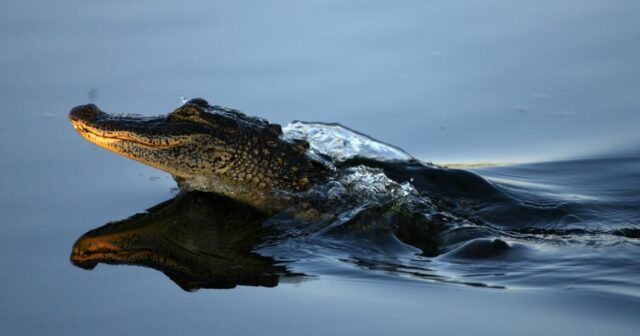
69, 98, 331, 213
67, 99, 519, 289
68, 97, 480, 250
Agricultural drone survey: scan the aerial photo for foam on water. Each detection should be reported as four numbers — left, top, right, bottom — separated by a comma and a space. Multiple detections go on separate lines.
283, 121, 415, 163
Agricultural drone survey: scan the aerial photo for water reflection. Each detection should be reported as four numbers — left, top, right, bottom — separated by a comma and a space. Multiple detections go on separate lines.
70, 192, 298, 291
68, 156, 640, 293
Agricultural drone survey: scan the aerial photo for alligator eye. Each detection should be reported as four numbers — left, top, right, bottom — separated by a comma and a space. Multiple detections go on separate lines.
166, 104, 241, 133
168, 105, 203, 123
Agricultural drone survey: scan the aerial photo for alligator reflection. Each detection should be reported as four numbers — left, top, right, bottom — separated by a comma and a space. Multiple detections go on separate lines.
70, 192, 299, 291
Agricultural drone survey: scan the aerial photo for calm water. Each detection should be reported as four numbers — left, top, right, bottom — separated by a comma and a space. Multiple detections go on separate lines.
1, 1, 639, 335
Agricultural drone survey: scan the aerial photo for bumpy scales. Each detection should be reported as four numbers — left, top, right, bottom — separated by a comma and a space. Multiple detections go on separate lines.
69, 98, 331, 212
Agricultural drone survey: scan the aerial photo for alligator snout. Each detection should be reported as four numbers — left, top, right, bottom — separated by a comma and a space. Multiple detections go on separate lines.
69, 104, 104, 124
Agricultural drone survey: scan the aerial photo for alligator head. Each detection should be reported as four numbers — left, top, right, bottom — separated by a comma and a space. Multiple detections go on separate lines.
69, 98, 329, 212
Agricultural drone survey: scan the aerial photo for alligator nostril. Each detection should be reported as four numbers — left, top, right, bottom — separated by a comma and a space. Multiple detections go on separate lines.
69, 104, 102, 122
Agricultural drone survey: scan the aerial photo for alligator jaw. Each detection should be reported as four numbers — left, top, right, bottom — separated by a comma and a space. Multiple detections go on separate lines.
69, 104, 190, 149
68, 103, 215, 178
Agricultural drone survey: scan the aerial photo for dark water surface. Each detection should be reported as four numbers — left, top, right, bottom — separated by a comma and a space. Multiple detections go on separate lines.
2, 1, 640, 335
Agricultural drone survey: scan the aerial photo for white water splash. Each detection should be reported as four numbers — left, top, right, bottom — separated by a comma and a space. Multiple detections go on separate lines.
282, 121, 415, 163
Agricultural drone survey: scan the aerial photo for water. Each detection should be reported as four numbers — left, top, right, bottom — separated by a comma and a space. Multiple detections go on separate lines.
2, 1, 640, 335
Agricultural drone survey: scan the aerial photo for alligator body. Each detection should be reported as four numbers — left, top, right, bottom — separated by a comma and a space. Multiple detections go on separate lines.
69, 98, 331, 212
